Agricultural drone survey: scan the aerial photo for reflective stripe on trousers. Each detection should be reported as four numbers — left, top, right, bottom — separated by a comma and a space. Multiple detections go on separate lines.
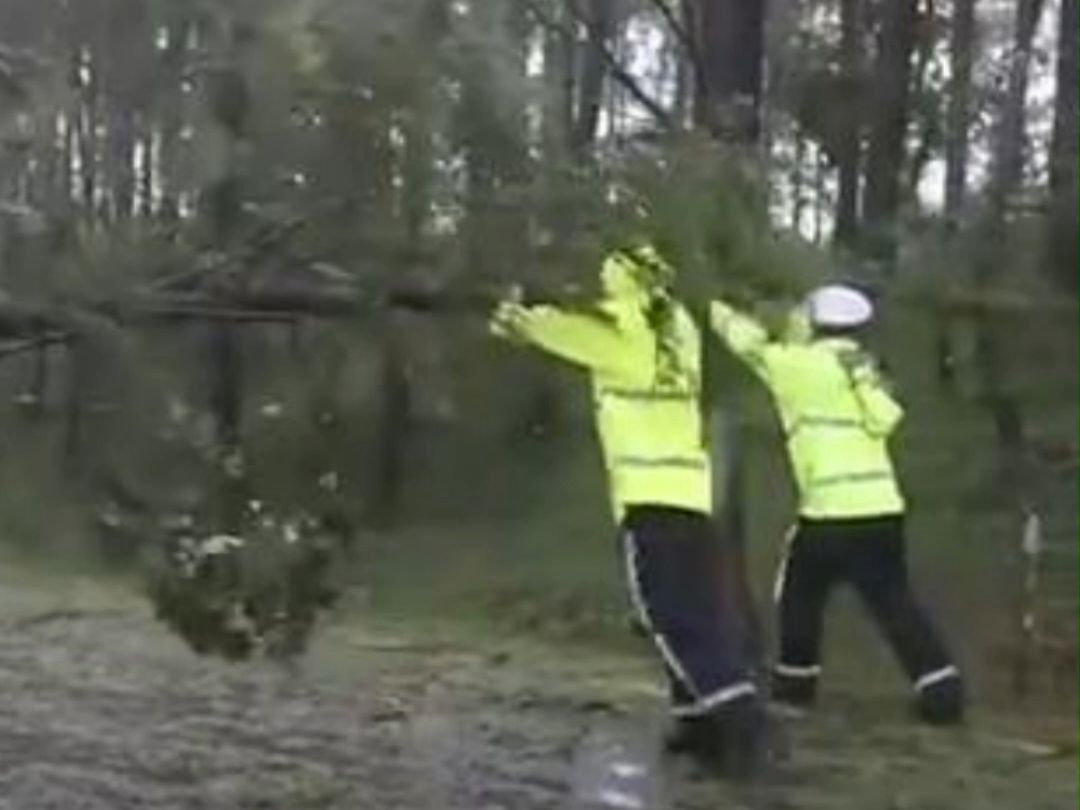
622, 528, 697, 697
620, 518, 757, 718
772, 524, 799, 605
915, 665, 960, 692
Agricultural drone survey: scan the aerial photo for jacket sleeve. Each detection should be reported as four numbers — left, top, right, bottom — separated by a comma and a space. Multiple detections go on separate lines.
708, 299, 776, 378
490, 302, 644, 378
849, 365, 904, 436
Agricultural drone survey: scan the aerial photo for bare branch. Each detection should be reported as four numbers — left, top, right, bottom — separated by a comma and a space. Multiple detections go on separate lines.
640, 0, 701, 74
524, 0, 674, 130
0, 333, 68, 361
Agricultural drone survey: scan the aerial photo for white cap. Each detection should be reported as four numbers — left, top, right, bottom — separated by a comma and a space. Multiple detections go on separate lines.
804, 284, 873, 328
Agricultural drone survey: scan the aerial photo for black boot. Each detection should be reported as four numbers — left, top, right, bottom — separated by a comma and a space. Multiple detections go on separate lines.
665, 698, 779, 782
770, 669, 818, 710
664, 715, 723, 758
718, 696, 778, 781
914, 674, 965, 726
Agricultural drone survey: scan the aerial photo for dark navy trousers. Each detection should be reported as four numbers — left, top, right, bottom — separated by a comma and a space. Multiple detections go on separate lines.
773, 515, 959, 699
620, 505, 758, 717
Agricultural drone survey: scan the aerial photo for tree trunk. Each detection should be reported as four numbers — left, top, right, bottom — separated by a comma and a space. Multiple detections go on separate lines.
572, 0, 617, 156
985, 0, 1048, 233
401, 2, 450, 243
1046, 0, 1078, 288
108, 108, 138, 223
63, 338, 86, 473
690, 0, 766, 142
835, 0, 863, 246
671, 11, 692, 125
542, 10, 574, 160
685, 0, 768, 673
944, 0, 976, 226
136, 124, 156, 218
972, 0, 1048, 508
156, 17, 191, 224
75, 49, 100, 220
905, 2, 939, 199
862, 0, 918, 263
813, 142, 827, 245
371, 316, 409, 529
460, 3, 529, 276
791, 127, 806, 233
540, 13, 576, 244
202, 19, 254, 533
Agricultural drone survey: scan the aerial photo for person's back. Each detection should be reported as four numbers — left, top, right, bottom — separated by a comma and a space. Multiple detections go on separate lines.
710, 290, 905, 522
742, 336, 904, 520
491, 244, 769, 777
492, 246, 711, 521
586, 297, 711, 520
709, 284, 964, 726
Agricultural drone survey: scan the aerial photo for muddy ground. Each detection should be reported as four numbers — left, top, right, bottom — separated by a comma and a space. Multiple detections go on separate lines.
0, 572, 1074, 810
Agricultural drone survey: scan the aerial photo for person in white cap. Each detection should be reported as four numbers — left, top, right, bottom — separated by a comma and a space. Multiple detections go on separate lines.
707, 284, 965, 725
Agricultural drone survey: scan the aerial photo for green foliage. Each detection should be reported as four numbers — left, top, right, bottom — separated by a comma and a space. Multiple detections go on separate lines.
0, 0, 1071, 684
610, 135, 832, 302
145, 507, 343, 661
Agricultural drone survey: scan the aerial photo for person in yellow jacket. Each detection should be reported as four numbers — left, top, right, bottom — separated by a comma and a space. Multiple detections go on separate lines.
709, 283, 964, 725
490, 244, 768, 773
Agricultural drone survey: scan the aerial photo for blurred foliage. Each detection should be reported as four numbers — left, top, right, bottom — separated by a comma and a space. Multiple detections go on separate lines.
0, 0, 1072, 675
145, 509, 342, 661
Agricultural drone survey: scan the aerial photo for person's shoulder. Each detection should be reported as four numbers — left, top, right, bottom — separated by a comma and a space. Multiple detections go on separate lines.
787, 340, 852, 366
759, 338, 828, 372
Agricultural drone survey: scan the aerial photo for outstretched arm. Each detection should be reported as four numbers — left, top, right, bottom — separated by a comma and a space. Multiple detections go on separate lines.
708, 299, 776, 377
490, 301, 644, 378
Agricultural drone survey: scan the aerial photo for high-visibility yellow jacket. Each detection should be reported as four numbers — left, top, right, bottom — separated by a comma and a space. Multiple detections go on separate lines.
710, 299, 905, 519
492, 293, 712, 523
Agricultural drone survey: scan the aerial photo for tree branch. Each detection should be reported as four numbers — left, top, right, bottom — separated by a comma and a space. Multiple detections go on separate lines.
640, 0, 701, 77
0, 333, 68, 360
524, 0, 673, 129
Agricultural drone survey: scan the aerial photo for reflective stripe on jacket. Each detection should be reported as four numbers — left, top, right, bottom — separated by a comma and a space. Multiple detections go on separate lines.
710, 299, 904, 519
501, 296, 712, 522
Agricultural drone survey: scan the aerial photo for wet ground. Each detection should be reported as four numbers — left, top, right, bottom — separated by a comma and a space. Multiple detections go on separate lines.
0, 574, 1074, 810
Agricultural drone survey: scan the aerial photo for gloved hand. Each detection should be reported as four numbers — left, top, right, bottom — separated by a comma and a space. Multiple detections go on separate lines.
489, 286, 529, 341
837, 347, 878, 384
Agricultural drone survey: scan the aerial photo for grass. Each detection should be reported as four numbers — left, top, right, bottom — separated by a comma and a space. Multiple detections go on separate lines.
0, 289, 1070, 810
348, 305, 1077, 726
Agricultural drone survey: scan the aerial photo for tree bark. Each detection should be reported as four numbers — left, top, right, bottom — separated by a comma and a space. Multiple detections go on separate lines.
1046, 0, 1078, 288
791, 127, 806, 233
834, 0, 863, 246
985, 0, 1048, 232
539, 12, 576, 244
971, 0, 1048, 508
371, 316, 409, 529
542, 8, 574, 159
401, 2, 450, 243
689, 0, 766, 142
572, 0, 617, 156
684, 0, 768, 676
75, 49, 100, 219
862, 0, 918, 264
674, 0, 696, 125
813, 142, 827, 244
905, 2, 940, 199
156, 16, 191, 224
944, 0, 976, 226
